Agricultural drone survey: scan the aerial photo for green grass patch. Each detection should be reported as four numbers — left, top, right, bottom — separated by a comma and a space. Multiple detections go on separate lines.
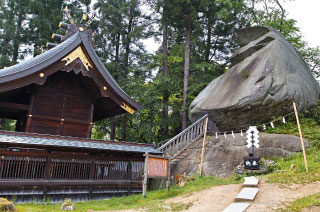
276, 193, 320, 212
16, 175, 241, 212
263, 116, 320, 184
264, 147, 320, 184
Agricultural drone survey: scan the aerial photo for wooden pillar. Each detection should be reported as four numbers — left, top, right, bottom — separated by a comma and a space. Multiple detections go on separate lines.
87, 104, 94, 138
166, 161, 171, 191
44, 156, 52, 180
142, 153, 148, 197
25, 95, 35, 132
43, 156, 52, 200
127, 160, 132, 195
293, 102, 308, 172
199, 117, 209, 177
89, 158, 96, 180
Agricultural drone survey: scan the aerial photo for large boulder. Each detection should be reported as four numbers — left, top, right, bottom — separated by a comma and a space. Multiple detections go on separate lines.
170, 133, 310, 178
190, 26, 320, 132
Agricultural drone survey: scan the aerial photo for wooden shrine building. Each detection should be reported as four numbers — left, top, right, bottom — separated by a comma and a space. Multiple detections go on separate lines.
0, 14, 161, 202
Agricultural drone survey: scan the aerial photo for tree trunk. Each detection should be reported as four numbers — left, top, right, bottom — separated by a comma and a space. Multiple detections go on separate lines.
110, 117, 116, 140
121, 10, 133, 140
204, 15, 212, 62
182, 13, 191, 130
110, 33, 121, 140
162, 5, 169, 134
121, 114, 127, 141
13, 12, 23, 63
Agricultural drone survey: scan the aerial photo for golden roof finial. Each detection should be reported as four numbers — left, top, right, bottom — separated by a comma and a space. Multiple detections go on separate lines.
63, 5, 75, 24
85, 13, 96, 27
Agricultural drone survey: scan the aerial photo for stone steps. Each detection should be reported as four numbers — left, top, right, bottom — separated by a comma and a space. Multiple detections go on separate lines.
222, 203, 251, 212
221, 176, 260, 211
235, 187, 259, 202
243, 176, 259, 187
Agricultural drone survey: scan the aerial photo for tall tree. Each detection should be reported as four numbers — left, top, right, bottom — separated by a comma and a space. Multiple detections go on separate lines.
94, 0, 153, 140
0, 0, 30, 68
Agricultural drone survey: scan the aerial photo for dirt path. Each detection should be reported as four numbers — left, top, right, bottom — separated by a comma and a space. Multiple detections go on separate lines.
247, 180, 320, 212
89, 181, 320, 212
166, 184, 241, 212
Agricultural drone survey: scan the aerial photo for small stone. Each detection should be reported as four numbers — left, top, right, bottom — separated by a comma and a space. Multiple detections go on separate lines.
61, 198, 74, 211
290, 164, 295, 170
162, 205, 172, 210
0, 198, 16, 211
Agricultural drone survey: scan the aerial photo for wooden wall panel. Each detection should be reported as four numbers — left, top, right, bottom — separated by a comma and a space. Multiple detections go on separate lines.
64, 99, 91, 122
32, 95, 62, 117
29, 119, 60, 135
62, 122, 89, 138
27, 72, 94, 138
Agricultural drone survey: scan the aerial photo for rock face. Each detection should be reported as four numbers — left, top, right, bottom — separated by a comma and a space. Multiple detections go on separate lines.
189, 26, 320, 132
170, 133, 310, 178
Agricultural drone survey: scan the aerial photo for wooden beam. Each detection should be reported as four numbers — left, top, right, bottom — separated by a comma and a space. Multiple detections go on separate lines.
0, 101, 29, 111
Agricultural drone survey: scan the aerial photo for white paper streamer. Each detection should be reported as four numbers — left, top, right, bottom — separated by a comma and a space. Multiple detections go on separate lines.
263, 124, 266, 130
241, 130, 243, 136
232, 131, 235, 138
224, 132, 227, 138
270, 122, 274, 128
282, 117, 286, 123
215, 132, 218, 138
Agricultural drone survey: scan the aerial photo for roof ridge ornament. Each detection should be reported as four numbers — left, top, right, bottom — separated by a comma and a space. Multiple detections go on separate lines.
61, 46, 93, 71
45, 6, 95, 52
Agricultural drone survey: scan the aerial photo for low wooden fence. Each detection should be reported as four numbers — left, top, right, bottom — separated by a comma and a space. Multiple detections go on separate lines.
0, 151, 144, 202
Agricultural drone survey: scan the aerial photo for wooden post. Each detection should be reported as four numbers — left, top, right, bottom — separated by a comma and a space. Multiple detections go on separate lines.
293, 102, 308, 172
199, 117, 209, 177
142, 152, 148, 197
166, 161, 171, 191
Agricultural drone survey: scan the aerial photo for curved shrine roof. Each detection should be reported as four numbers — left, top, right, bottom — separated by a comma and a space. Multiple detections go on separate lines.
0, 31, 141, 113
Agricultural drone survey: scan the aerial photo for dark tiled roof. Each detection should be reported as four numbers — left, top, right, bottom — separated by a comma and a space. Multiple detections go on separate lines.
0, 31, 140, 111
0, 131, 161, 154
0, 33, 80, 80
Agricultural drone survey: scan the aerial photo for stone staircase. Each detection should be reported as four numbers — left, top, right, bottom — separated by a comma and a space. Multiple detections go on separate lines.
222, 176, 260, 212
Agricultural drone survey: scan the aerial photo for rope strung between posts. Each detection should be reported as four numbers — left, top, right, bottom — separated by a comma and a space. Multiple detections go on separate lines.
211, 110, 297, 139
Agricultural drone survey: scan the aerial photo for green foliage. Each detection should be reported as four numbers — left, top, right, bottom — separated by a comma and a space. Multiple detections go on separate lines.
15, 175, 241, 212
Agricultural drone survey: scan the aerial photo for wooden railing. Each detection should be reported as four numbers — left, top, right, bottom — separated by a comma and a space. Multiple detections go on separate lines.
159, 114, 208, 159
0, 154, 144, 181
0, 152, 145, 202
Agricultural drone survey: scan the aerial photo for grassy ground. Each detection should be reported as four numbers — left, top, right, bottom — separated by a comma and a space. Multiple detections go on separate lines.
276, 193, 320, 212
264, 117, 320, 184
15, 176, 241, 212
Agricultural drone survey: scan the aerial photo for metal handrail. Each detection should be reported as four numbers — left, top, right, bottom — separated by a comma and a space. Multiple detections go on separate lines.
159, 114, 208, 151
